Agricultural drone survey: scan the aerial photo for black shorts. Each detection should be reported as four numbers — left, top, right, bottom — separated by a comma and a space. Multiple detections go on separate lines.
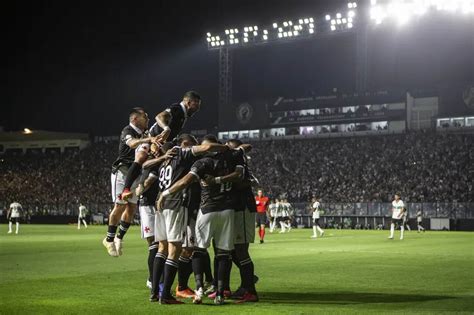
282, 216, 290, 221
256, 212, 267, 226
313, 218, 320, 225
391, 218, 403, 226
9, 217, 19, 223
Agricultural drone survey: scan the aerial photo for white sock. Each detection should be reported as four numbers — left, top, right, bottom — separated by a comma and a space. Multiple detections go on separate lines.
78, 218, 81, 229
316, 226, 324, 234
389, 223, 395, 238
16, 222, 19, 233
270, 220, 275, 232
312, 226, 317, 236
82, 220, 88, 228
406, 225, 411, 231
279, 221, 286, 232
8, 222, 12, 232
400, 226, 404, 239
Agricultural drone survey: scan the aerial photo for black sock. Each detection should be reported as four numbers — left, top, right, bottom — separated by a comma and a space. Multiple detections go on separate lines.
117, 220, 130, 239
178, 256, 193, 291
216, 254, 231, 296
212, 255, 219, 287
162, 259, 179, 299
232, 250, 241, 268
148, 243, 158, 281
240, 258, 256, 293
106, 225, 117, 242
124, 162, 141, 190
192, 249, 205, 290
203, 251, 213, 283
151, 252, 167, 296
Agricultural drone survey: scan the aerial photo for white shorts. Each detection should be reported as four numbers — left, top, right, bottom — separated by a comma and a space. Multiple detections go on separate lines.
110, 166, 139, 205
139, 204, 156, 239
234, 209, 256, 244
195, 209, 235, 251
183, 218, 196, 248
154, 208, 187, 243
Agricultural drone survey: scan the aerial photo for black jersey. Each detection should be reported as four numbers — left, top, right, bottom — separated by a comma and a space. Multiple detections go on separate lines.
112, 124, 144, 172
140, 170, 160, 206
149, 103, 187, 142
190, 150, 244, 214
236, 150, 257, 213
158, 146, 198, 210
184, 182, 201, 223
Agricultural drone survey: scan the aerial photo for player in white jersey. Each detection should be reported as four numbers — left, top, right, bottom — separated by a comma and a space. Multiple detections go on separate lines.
282, 199, 293, 232
311, 197, 324, 238
402, 210, 411, 231
78, 204, 88, 229
388, 193, 406, 240
416, 209, 425, 232
7, 202, 22, 234
268, 199, 279, 233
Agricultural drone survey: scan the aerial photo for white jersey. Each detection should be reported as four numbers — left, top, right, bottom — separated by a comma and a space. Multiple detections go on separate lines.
9, 202, 22, 218
274, 203, 281, 217
391, 200, 405, 219
79, 205, 87, 218
312, 201, 321, 219
280, 203, 289, 217
269, 203, 277, 217
416, 211, 422, 222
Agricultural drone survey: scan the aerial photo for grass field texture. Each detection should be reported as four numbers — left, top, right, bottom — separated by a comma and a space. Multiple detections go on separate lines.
0, 225, 473, 314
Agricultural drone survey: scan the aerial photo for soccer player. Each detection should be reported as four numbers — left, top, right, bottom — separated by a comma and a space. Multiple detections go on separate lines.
268, 200, 277, 233
417, 209, 425, 232
157, 135, 244, 305
103, 107, 152, 257
7, 201, 22, 234
121, 91, 201, 201
388, 193, 406, 240
402, 210, 411, 231
77, 203, 88, 229
280, 199, 293, 232
311, 197, 325, 238
150, 134, 229, 304
255, 190, 269, 243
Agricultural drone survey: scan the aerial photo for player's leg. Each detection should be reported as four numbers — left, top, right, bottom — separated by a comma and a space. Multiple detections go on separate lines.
113, 202, 136, 256
121, 147, 148, 201
388, 221, 395, 239
279, 218, 286, 233
316, 222, 324, 236
82, 218, 88, 228
139, 204, 157, 288
192, 210, 214, 304
78, 216, 81, 229
146, 237, 158, 289
15, 219, 19, 234
8, 219, 13, 233
150, 211, 167, 301
312, 219, 318, 238
105, 171, 128, 256
400, 224, 405, 240
203, 250, 214, 292
176, 219, 196, 298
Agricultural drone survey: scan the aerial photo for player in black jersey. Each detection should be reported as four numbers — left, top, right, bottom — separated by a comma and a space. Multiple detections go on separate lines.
121, 91, 201, 201
204, 139, 259, 303
103, 107, 153, 257
149, 134, 229, 304
156, 135, 245, 305
135, 143, 176, 289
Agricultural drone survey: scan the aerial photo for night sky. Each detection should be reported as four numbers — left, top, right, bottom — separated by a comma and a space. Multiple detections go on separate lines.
4, 1, 473, 136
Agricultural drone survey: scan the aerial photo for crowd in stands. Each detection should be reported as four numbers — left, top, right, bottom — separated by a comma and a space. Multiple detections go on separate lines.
0, 131, 472, 216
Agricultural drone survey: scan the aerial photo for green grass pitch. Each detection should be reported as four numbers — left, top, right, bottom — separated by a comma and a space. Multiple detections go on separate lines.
0, 224, 473, 314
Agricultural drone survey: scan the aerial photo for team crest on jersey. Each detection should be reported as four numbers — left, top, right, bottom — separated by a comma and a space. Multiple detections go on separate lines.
236, 103, 253, 124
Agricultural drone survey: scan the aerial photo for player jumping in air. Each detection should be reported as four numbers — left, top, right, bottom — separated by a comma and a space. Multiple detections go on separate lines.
388, 193, 406, 240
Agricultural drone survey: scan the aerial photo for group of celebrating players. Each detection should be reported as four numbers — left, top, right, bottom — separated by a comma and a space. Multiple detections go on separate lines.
101, 91, 259, 305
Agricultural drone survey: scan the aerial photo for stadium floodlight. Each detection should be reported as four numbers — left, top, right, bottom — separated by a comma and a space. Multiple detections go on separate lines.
263, 34, 268, 40
273, 22, 278, 28
289, 20, 293, 25
293, 30, 299, 36
304, 18, 309, 23
309, 17, 314, 22
220, 40, 225, 45
230, 39, 234, 44
278, 32, 283, 38
264, 29, 269, 34
235, 38, 239, 44
331, 25, 336, 31
230, 29, 234, 34
254, 26, 259, 30
325, 14, 331, 20
234, 28, 239, 33
348, 10, 355, 18
207, 32, 211, 37
348, 17, 353, 23
249, 26, 254, 31
225, 29, 229, 34
243, 37, 249, 42
353, 2, 357, 8
299, 19, 304, 24
244, 32, 248, 37
342, 18, 347, 24
348, 22, 353, 28
283, 32, 288, 37
336, 12, 342, 18
283, 21, 289, 27
211, 42, 216, 47
215, 41, 220, 46
309, 28, 315, 33
244, 27, 249, 32
253, 31, 258, 36
348, 2, 353, 9
337, 19, 342, 24
216, 36, 220, 40
331, 19, 336, 25
207, 37, 211, 42
309, 23, 314, 28
288, 31, 293, 37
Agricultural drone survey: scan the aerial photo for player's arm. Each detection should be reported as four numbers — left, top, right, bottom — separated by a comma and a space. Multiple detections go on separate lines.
136, 172, 158, 196
399, 206, 407, 219
155, 110, 172, 142
191, 143, 230, 155
125, 135, 153, 149
238, 143, 252, 153
157, 173, 197, 210
203, 165, 244, 185
142, 148, 177, 169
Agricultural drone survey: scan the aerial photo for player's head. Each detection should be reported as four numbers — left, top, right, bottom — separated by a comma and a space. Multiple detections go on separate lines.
159, 142, 175, 155
275, 198, 279, 203
201, 134, 218, 145
129, 107, 149, 130
178, 133, 198, 148
257, 189, 263, 197
394, 193, 401, 201
226, 138, 243, 149
183, 91, 201, 117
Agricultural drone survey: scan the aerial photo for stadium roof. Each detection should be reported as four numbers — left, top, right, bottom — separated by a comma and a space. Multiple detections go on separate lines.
0, 130, 89, 142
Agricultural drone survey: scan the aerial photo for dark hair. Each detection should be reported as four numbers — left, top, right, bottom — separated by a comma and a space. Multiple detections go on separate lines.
129, 107, 145, 118
202, 134, 218, 143
178, 133, 198, 145
227, 139, 243, 148
161, 141, 175, 153
183, 91, 201, 101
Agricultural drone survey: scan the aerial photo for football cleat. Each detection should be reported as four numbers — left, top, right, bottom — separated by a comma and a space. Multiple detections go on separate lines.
229, 287, 246, 300
159, 297, 184, 305
114, 237, 123, 256
193, 288, 204, 304
176, 287, 195, 299
320, 231, 324, 237
208, 290, 231, 299
102, 238, 118, 257
235, 292, 259, 303
146, 279, 152, 289
204, 284, 216, 296
260, 239, 264, 244
149, 294, 159, 302
311, 235, 317, 238
388, 236, 394, 239
214, 295, 225, 305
